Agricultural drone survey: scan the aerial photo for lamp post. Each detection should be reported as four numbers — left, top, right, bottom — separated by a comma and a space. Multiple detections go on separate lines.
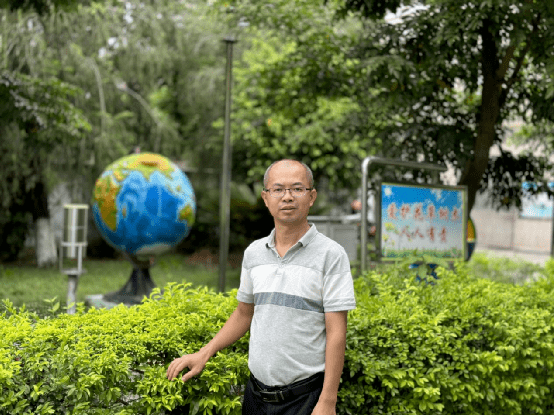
218, 35, 236, 293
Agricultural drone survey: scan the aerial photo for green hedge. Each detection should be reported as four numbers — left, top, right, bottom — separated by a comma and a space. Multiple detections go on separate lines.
2, 265, 554, 414
340, 263, 554, 414
0, 285, 249, 415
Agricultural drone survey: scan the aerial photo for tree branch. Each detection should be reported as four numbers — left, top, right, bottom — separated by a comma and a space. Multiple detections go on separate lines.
499, 13, 541, 106
497, 44, 516, 80
505, 42, 531, 90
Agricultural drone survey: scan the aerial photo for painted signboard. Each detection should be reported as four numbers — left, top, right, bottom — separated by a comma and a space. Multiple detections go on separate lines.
379, 182, 467, 261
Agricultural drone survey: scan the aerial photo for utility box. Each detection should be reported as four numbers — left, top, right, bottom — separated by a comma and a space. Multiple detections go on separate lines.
308, 215, 359, 262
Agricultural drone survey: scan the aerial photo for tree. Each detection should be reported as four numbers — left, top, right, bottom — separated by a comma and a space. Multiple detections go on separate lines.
0, 0, 236, 262
341, 0, 554, 212
214, 2, 377, 192
216, 0, 554, 213
0, 72, 90, 263
0, 0, 100, 265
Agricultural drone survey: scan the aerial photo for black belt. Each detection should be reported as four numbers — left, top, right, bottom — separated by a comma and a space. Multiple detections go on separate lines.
250, 372, 324, 403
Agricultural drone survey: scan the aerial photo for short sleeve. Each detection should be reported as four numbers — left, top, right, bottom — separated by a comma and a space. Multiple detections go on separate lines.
236, 257, 254, 304
322, 248, 356, 312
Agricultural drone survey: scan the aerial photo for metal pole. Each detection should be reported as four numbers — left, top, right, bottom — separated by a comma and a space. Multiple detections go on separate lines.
551, 202, 554, 258
360, 156, 448, 273
218, 37, 236, 293
361, 158, 370, 272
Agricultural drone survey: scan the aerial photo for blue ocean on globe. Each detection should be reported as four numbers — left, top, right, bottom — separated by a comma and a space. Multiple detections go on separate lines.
92, 153, 196, 256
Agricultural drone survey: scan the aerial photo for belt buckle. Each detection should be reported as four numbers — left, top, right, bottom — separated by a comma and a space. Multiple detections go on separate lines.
260, 390, 285, 403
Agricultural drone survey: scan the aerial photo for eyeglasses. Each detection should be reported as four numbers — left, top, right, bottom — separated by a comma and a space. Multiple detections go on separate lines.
263, 186, 313, 198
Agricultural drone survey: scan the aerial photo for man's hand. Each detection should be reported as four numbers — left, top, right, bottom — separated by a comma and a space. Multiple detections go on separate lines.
166, 351, 209, 382
165, 302, 253, 382
311, 400, 336, 415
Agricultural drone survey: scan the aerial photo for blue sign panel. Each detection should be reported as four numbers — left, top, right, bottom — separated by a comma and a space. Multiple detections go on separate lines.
380, 182, 467, 261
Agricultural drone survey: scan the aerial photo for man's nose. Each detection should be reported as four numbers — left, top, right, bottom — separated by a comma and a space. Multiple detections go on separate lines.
282, 189, 295, 200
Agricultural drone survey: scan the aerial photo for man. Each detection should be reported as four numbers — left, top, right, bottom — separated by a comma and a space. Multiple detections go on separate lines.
166, 159, 356, 415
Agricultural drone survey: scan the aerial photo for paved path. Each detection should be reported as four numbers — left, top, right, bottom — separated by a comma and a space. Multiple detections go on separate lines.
476, 247, 552, 267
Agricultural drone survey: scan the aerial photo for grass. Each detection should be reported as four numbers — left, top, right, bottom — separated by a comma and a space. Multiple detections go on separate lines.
0, 252, 241, 316
0, 248, 548, 317
465, 252, 545, 285
360, 251, 548, 285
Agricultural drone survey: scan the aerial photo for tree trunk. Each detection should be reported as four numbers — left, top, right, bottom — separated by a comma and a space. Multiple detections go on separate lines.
28, 165, 58, 267
36, 217, 58, 267
459, 19, 502, 214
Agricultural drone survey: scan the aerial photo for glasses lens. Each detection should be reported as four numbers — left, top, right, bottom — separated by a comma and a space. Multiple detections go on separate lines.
271, 188, 284, 197
269, 187, 307, 197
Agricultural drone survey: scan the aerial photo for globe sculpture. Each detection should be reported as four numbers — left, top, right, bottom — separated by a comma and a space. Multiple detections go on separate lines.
91, 152, 196, 304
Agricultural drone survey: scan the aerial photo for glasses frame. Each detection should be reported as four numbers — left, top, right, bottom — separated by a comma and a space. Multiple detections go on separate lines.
263, 186, 314, 198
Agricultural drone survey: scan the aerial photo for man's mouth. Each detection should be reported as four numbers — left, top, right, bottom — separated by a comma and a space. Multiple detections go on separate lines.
281, 206, 296, 210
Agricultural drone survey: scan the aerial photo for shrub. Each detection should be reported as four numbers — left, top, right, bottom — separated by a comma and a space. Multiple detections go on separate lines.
0, 284, 249, 415
2, 266, 554, 414
339, 265, 554, 414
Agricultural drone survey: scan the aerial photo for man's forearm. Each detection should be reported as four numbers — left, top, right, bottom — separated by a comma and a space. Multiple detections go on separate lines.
319, 333, 346, 404
319, 311, 348, 405
200, 302, 254, 359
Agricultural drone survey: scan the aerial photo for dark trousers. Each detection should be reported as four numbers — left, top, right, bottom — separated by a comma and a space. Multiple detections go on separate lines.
242, 373, 324, 415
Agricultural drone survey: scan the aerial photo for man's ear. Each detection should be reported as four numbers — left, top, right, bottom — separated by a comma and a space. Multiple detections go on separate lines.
261, 190, 270, 208
309, 188, 317, 207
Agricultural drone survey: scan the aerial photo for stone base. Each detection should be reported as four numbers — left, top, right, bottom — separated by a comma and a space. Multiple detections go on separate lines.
85, 294, 126, 310
85, 265, 159, 309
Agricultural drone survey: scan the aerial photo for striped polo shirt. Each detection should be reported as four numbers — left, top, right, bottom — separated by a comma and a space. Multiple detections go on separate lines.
237, 224, 356, 386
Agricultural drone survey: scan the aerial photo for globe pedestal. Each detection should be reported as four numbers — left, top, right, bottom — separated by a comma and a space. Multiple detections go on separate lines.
102, 255, 156, 305
102, 267, 155, 305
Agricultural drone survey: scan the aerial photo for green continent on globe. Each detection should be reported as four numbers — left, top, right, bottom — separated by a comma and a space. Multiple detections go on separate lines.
108, 153, 175, 182
179, 204, 195, 226
93, 175, 119, 231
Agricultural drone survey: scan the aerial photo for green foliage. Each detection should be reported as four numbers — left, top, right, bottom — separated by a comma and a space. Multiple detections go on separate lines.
0, 71, 90, 260
0, 284, 249, 415
338, 0, 554, 212
220, 0, 554, 213
0, 71, 91, 140
0, 0, 230, 262
2, 262, 554, 413
340, 266, 554, 414
178, 182, 274, 254
393, 249, 451, 282
0, 209, 31, 262
213, 2, 374, 190
0, 0, 91, 15
0, 123, 34, 261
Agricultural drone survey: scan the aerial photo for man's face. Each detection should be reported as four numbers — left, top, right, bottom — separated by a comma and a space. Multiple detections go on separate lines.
262, 161, 317, 225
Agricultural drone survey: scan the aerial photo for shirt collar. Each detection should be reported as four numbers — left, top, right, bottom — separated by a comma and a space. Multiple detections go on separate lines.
266, 223, 319, 249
